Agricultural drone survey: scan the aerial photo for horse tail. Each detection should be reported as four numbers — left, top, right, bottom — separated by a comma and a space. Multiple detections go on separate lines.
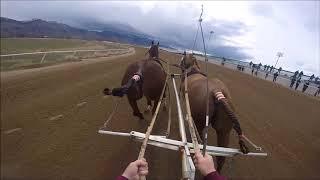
213, 91, 249, 154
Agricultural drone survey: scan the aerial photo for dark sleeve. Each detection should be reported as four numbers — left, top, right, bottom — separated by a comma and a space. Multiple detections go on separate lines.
203, 171, 227, 180
115, 175, 128, 180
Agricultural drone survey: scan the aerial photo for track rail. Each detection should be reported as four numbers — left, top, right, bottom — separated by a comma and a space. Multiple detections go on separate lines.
0, 49, 130, 57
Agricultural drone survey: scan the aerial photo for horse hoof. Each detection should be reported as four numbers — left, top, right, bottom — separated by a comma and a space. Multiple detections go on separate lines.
239, 140, 249, 154
103, 88, 111, 95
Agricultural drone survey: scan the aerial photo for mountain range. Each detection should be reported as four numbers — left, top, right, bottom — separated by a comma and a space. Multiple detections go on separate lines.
0, 17, 163, 47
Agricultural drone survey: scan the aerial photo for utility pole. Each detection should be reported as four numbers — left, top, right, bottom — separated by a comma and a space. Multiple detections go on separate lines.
274, 52, 284, 69
208, 31, 214, 41
207, 31, 214, 56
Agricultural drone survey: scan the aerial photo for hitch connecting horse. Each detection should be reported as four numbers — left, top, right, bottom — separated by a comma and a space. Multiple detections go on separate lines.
103, 43, 166, 120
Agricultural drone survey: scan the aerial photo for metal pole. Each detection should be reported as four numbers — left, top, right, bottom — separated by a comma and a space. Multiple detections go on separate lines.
184, 73, 200, 151
40, 53, 47, 64
129, 131, 268, 157
192, 24, 200, 53
172, 77, 195, 179
208, 31, 214, 42
165, 62, 172, 138
208, 31, 214, 56
98, 130, 131, 137
273, 52, 283, 69
172, 77, 187, 142
138, 77, 168, 180
274, 56, 280, 69
198, 5, 210, 156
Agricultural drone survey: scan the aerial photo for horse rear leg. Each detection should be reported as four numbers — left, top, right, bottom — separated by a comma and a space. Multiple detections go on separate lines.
144, 97, 152, 114
128, 98, 144, 120
162, 84, 169, 111
216, 131, 230, 173
151, 97, 163, 115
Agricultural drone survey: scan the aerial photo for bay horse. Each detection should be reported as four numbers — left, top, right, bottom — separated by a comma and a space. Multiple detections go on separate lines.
179, 62, 249, 172
103, 42, 166, 120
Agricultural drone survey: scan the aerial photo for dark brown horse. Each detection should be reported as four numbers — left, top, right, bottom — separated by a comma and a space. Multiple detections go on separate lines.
104, 42, 166, 119
181, 65, 249, 172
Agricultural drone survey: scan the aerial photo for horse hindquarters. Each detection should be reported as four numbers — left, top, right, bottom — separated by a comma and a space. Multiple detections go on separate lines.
142, 61, 166, 112
121, 62, 145, 119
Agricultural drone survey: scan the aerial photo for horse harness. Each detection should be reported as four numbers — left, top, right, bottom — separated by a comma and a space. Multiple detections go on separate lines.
149, 57, 164, 68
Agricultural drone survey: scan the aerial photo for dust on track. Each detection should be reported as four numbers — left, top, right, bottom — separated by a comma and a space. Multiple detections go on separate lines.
1, 47, 320, 179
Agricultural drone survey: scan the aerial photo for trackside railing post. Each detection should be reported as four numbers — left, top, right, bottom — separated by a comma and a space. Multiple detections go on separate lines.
40, 53, 47, 64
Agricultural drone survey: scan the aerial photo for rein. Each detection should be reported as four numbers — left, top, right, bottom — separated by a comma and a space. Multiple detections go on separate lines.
100, 96, 121, 130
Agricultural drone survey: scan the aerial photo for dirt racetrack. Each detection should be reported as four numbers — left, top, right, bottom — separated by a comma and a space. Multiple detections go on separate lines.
1, 47, 320, 180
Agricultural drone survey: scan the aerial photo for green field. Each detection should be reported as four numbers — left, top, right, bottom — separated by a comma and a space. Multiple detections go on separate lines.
0, 38, 126, 54
1, 38, 87, 54
0, 38, 129, 71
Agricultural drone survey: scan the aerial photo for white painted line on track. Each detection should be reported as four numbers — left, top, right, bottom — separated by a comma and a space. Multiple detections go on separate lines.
49, 114, 64, 121
3, 128, 22, 134
77, 102, 87, 107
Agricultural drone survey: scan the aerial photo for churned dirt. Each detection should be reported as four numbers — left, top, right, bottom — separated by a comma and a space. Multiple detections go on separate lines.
1, 47, 320, 180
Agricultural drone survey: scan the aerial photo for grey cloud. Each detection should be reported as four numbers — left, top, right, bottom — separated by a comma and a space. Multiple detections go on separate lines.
250, 3, 275, 18
210, 45, 252, 60
301, 4, 320, 33
212, 20, 249, 37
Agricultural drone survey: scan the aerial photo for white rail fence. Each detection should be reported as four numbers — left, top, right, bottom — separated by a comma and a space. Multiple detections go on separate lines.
195, 55, 320, 97
0, 48, 133, 71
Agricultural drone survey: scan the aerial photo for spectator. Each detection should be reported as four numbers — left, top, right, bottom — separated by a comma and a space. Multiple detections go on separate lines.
269, 66, 274, 73
309, 74, 315, 81
290, 76, 296, 88
221, 57, 226, 66
315, 85, 320, 96
298, 71, 304, 78
273, 72, 279, 82
295, 78, 301, 90
302, 81, 310, 93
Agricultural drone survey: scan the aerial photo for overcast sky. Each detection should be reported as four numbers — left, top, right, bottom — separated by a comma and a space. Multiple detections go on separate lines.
1, 1, 319, 75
